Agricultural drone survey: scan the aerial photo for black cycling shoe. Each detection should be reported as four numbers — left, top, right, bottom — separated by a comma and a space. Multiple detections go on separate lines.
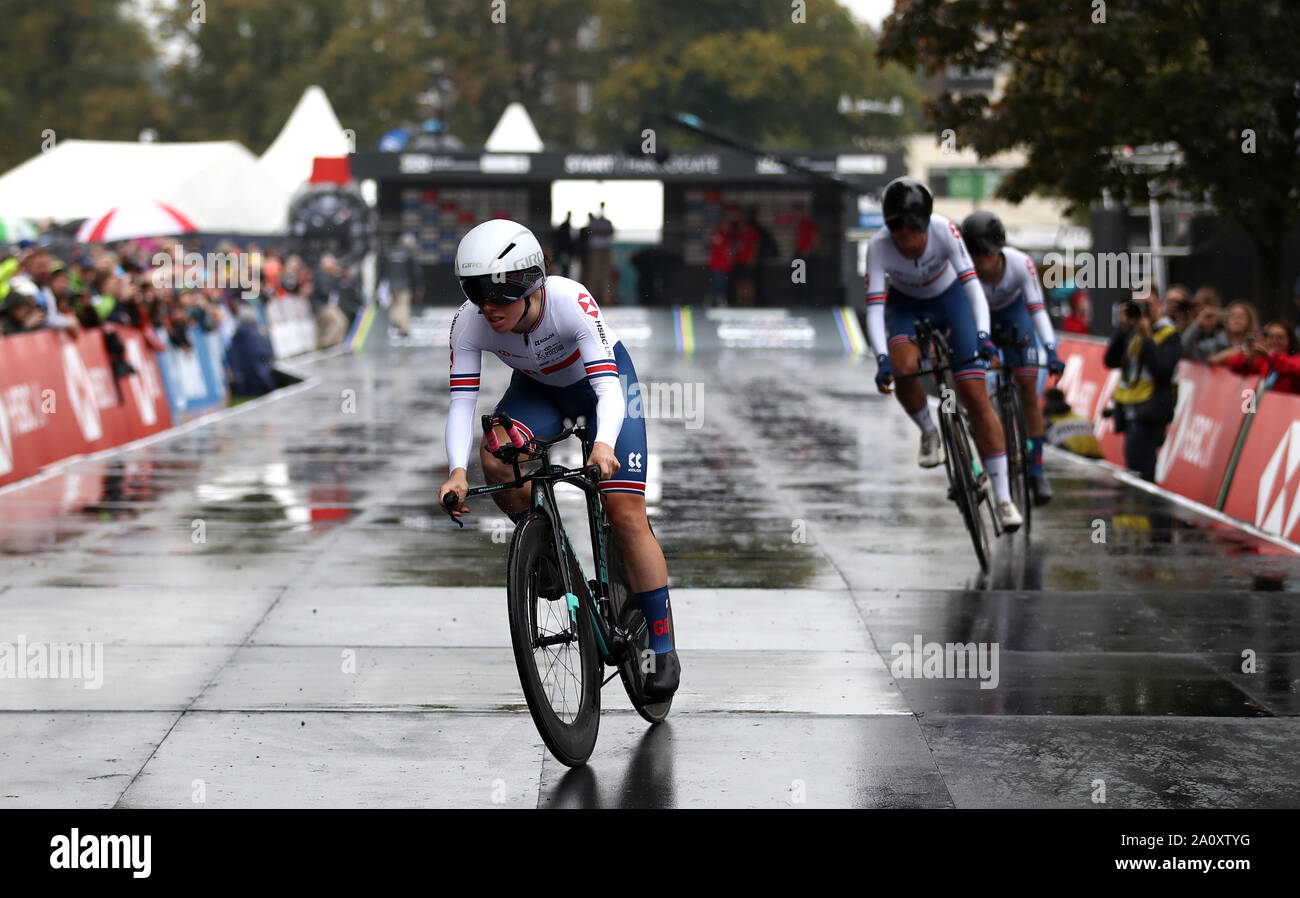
642, 649, 681, 699
1030, 473, 1053, 506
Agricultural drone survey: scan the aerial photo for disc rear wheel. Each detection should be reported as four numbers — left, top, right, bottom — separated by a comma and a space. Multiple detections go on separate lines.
605, 522, 672, 724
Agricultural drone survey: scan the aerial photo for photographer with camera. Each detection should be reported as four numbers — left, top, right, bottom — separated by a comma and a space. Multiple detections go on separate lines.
1103, 289, 1183, 481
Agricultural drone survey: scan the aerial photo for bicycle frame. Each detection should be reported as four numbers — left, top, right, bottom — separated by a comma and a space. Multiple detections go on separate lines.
459, 424, 627, 668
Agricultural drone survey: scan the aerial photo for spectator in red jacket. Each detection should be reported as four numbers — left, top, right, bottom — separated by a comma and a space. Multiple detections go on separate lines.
732, 210, 761, 306
1225, 320, 1300, 394
1061, 288, 1092, 334
707, 218, 737, 307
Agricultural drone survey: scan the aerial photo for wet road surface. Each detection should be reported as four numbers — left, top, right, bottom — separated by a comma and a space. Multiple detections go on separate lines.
3, 322, 1299, 808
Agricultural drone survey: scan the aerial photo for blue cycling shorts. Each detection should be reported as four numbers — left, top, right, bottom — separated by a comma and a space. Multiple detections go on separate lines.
884, 278, 986, 381
493, 341, 648, 496
990, 301, 1041, 377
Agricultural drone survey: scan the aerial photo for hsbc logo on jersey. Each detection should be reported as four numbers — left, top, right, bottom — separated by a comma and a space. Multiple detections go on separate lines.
1256, 421, 1300, 539
578, 294, 599, 318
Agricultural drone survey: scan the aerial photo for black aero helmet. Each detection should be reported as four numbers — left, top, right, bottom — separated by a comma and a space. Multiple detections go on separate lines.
960, 210, 1006, 256
881, 176, 933, 232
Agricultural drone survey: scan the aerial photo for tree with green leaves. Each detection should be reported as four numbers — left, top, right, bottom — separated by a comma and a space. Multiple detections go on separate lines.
0, 2, 161, 174
156, 0, 430, 152
594, 0, 922, 149
879, 0, 1300, 317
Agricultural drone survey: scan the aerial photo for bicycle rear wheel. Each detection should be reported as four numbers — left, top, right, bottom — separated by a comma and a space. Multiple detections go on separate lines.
506, 513, 601, 767
940, 393, 992, 572
998, 379, 1032, 536
605, 522, 672, 724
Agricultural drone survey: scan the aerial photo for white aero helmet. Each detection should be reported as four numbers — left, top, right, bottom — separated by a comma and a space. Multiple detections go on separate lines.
455, 219, 547, 306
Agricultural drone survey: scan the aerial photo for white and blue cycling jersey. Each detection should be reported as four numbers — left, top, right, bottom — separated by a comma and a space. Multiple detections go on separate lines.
865, 214, 992, 379
446, 276, 650, 495
977, 246, 1057, 375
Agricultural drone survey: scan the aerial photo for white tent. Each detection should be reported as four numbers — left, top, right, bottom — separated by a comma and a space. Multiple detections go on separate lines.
485, 102, 544, 153
0, 140, 290, 234
259, 85, 353, 192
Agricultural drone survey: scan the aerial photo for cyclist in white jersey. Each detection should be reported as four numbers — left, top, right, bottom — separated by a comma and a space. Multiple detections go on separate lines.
961, 211, 1066, 505
437, 219, 679, 698
866, 177, 1023, 531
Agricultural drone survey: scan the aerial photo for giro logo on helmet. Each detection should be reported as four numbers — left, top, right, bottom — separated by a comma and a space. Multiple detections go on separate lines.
456, 219, 547, 306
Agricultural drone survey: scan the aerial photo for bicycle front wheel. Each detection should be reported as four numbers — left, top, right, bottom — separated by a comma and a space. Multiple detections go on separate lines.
941, 398, 992, 572
999, 382, 1032, 536
506, 513, 601, 767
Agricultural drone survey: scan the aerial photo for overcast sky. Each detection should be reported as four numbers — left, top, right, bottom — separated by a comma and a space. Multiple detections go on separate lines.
839, 0, 895, 29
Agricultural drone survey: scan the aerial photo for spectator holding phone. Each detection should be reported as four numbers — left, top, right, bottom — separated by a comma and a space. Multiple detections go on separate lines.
1204, 301, 1259, 366
1103, 289, 1182, 481
1225, 320, 1300, 394
1183, 301, 1230, 361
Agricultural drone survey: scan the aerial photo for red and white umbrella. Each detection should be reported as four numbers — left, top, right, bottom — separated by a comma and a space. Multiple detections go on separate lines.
76, 200, 198, 243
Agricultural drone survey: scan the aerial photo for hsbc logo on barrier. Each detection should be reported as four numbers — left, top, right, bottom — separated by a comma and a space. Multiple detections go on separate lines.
122, 335, 163, 427
1057, 354, 1094, 415
1256, 421, 1300, 539
0, 397, 12, 477
1056, 350, 1118, 437
1155, 378, 1199, 482
61, 343, 103, 442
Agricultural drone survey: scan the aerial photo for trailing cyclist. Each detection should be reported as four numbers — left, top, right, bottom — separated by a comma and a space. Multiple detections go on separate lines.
866, 177, 1023, 531
436, 219, 680, 698
960, 210, 1066, 505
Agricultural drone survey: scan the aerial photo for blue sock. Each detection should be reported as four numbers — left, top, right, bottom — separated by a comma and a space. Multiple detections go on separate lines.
635, 586, 673, 654
1029, 436, 1044, 477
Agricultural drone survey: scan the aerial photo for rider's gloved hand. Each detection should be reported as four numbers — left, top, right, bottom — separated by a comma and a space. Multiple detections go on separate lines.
1046, 345, 1065, 377
874, 353, 894, 393
976, 330, 997, 361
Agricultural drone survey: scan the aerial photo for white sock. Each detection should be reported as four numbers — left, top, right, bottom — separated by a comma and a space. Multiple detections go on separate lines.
985, 452, 1011, 503
909, 407, 937, 433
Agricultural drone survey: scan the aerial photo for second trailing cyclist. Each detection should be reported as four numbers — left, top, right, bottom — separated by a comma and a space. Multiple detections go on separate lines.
866, 177, 1023, 531
960, 210, 1066, 505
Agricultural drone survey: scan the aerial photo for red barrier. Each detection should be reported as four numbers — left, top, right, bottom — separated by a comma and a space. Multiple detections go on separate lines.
1223, 389, 1300, 543
1055, 336, 1123, 464
0, 327, 172, 487
1056, 335, 1300, 544
1153, 363, 1258, 507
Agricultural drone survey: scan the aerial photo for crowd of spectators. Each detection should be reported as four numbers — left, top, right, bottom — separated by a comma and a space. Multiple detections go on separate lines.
0, 233, 360, 398
1158, 282, 1300, 395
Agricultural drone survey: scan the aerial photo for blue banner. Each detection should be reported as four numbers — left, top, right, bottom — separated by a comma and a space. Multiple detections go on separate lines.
154, 327, 230, 421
